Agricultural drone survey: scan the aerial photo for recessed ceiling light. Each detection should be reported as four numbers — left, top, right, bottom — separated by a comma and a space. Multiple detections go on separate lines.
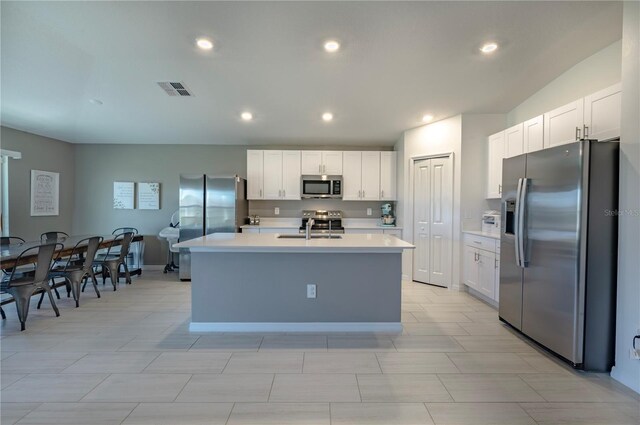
89, 98, 103, 105
480, 42, 498, 54
322, 112, 334, 122
241, 112, 253, 121
196, 38, 213, 50
422, 114, 434, 123
324, 40, 340, 53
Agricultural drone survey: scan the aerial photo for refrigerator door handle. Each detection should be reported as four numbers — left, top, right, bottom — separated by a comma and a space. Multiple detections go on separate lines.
514, 178, 523, 267
518, 178, 529, 268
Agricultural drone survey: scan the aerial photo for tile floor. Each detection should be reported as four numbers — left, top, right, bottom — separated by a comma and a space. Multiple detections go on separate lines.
1, 272, 638, 424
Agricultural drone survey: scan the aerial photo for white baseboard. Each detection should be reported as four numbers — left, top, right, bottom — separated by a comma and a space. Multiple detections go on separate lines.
189, 322, 403, 333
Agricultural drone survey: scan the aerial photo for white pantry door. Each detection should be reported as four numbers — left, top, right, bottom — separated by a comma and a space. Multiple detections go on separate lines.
413, 156, 453, 287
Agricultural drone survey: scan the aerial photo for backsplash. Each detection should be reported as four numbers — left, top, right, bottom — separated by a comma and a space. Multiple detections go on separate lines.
249, 200, 394, 218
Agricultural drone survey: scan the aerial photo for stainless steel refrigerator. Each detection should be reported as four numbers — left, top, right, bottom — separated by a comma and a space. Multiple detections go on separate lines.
179, 175, 247, 280
499, 139, 619, 371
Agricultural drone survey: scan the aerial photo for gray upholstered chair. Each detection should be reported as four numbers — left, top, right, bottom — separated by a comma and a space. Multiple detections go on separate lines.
0, 243, 62, 331
40, 236, 103, 308
93, 232, 134, 290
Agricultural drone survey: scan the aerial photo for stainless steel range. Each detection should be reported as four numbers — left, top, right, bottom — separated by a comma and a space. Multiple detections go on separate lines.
300, 210, 345, 234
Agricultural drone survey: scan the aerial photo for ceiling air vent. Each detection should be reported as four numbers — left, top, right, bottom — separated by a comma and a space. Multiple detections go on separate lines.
157, 81, 194, 97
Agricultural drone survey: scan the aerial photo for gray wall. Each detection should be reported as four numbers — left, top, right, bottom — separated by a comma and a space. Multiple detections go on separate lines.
460, 114, 506, 231
507, 40, 622, 125
73, 144, 248, 264
611, 1, 640, 394
73, 144, 392, 265
1, 126, 75, 240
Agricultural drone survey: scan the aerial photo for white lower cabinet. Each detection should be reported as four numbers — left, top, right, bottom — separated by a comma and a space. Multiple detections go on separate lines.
463, 234, 500, 304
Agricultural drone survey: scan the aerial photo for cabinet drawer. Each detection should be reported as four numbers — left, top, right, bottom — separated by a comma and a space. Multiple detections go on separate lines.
464, 234, 496, 252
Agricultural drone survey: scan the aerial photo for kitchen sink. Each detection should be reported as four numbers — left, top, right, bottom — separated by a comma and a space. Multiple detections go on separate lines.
277, 234, 342, 239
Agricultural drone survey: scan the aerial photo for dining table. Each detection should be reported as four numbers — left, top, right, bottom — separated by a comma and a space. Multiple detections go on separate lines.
0, 234, 144, 305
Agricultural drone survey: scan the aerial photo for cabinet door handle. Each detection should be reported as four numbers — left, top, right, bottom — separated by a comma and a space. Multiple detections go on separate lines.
583, 125, 589, 138
499, 184, 502, 194
283, 189, 286, 198
495, 258, 498, 269
381, 189, 384, 198
362, 190, 365, 198
576, 126, 581, 141
259, 189, 262, 197
319, 164, 321, 173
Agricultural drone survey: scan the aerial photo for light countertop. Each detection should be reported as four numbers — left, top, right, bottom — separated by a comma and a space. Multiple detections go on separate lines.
463, 230, 501, 240
175, 232, 414, 253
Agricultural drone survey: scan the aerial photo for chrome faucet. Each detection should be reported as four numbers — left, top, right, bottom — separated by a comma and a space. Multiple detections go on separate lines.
305, 218, 315, 240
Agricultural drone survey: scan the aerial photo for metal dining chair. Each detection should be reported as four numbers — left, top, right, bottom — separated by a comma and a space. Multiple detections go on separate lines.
39, 236, 103, 308
93, 232, 134, 290
0, 243, 62, 331
0, 236, 26, 246
40, 231, 69, 243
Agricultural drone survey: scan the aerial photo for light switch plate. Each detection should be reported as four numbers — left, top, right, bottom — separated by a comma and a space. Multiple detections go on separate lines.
275, 207, 280, 215
367, 208, 372, 216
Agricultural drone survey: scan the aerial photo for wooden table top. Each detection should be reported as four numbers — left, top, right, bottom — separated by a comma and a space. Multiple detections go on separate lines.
0, 234, 144, 268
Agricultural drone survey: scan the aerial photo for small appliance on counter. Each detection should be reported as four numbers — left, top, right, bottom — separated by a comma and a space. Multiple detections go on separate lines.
248, 215, 261, 225
481, 210, 501, 236
380, 203, 396, 227
300, 210, 345, 234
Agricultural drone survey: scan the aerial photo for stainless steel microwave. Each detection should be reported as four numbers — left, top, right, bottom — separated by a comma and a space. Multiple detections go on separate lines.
301, 175, 342, 199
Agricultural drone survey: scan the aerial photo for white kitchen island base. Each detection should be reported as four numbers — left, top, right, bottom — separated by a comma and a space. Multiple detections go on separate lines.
177, 233, 414, 333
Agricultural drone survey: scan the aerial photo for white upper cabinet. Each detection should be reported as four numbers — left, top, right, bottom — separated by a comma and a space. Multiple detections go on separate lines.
361, 151, 380, 201
247, 150, 264, 200
486, 131, 505, 199
301, 151, 323, 174
504, 123, 524, 158
301, 151, 342, 175
322, 151, 343, 175
544, 99, 584, 148
248, 150, 301, 200
523, 115, 544, 153
281, 151, 301, 200
584, 83, 621, 141
342, 151, 363, 200
263, 150, 284, 200
380, 151, 397, 200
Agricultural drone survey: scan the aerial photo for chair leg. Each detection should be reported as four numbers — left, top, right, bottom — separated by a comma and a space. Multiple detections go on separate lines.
106, 264, 118, 291
37, 291, 45, 309
53, 285, 60, 299
90, 270, 101, 298
42, 285, 60, 317
123, 262, 132, 284
67, 276, 80, 308
8, 287, 32, 331
0, 306, 5, 320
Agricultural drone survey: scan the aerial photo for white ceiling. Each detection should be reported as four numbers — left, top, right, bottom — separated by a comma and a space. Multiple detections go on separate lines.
0, 1, 622, 146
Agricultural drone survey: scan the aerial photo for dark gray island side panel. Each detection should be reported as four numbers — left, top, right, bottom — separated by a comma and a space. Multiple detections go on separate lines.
191, 252, 401, 323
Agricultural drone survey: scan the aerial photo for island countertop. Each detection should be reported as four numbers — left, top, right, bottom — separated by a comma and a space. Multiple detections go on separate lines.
175, 232, 414, 254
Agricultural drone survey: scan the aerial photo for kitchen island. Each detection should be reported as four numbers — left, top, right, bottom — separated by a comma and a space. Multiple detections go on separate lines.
176, 233, 414, 332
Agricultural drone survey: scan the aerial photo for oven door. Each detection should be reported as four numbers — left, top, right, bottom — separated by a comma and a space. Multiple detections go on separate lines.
301, 176, 340, 198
